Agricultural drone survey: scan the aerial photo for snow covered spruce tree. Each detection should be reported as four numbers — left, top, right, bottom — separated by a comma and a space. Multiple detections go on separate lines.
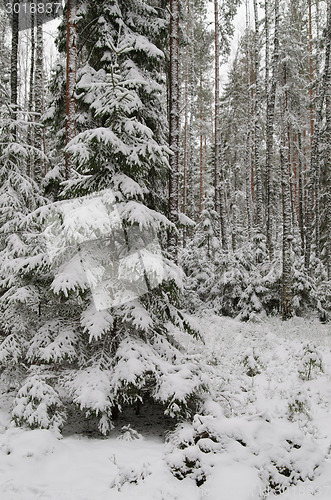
0, 102, 46, 391
6, 0, 206, 435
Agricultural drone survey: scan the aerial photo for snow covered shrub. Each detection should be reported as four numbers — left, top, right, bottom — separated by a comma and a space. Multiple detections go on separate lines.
298, 343, 324, 381
290, 252, 329, 317
166, 420, 212, 486
11, 368, 66, 432
117, 425, 142, 441
166, 411, 326, 492
205, 237, 281, 320
110, 459, 151, 491
242, 348, 264, 377
316, 280, 331, 322
179, 207, 220, 310
288, 389, 311, 422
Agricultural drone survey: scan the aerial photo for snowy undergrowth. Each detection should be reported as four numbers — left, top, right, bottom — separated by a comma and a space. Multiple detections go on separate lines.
166, 314, 331, 499
0, 315, 330, 499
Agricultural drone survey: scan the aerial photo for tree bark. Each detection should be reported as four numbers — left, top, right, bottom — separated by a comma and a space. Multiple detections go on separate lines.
324, 2, 331, 278
199, 76, 204, 218
10, 1, 19, 139
265, 0, 279, 258
168, 0, 180, 258
245, 0, 253, 238
253, 0, 263, 234
34, 14, 44, 181
27, 10, 35, 177
305, 0, 314, 270
281, 65, 293, 320
65, 0, 77, 180
214, 0, 227, 249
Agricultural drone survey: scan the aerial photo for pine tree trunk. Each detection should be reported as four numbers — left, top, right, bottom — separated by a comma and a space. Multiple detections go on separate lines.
168, 0, 180, 257
214, 0, 221, 215
297, 132, 305, 254
324, 2, 331, 278
245, 0, 253, 238
27, 10, 35, 177
34, 15, 44, 181
253, 0, 263, 234
312, 1, 331, 262
10, 1, 19, 139
265, 0, 279, 258
305, 0, 314, 270
65, 0, 77, 180
281, 65, 293, 320
214, 0, 227, 249
199, 78, 204, 218
182, 46, 188, 247
182, 52, 188, 219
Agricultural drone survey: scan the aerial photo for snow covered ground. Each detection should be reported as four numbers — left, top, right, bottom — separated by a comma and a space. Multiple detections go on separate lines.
0, 315, 330, 500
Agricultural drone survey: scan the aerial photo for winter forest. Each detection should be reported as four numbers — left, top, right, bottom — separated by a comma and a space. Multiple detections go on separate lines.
0, 0, 330, 498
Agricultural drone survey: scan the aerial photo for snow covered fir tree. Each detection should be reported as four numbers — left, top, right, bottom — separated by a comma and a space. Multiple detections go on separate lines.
0, 0, 331, 498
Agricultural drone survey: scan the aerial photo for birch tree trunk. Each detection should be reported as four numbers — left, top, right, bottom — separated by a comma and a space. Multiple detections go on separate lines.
65, 0, 77, 180
168, 0, 180, 258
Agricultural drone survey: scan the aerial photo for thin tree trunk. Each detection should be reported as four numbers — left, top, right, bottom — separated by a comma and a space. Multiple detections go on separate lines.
311, 0, 330, 261
245, 0, 253, 238
182, 46, 188, 247
27, 10, 35, 177
34, 15, 44, 181
281, 138, 293, 320
199, 78, 203, 218
168, 0, 180, 258
214, 0, 227, 249
305, 0, 314, 270
297, 132, 305, 254
182, 52, 188, 218
65, 0, 77, 180
10, 1, 19, 139
324, 2, 331, 278
265, 0, 279, 258
214, 0, 220, 215
281, 65, 293, 320
253, 0, 263, 234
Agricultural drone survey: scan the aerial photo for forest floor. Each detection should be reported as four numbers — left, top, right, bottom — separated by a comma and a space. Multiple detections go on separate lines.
0, 314, 330, 500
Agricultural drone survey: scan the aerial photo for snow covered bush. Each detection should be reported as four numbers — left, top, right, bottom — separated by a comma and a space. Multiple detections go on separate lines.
288, 389, 311, 422
166, 410, 326, 493
242, 348, 264, 377
117, 424, 142, 441
200, 237, 281, 320
11, 368, 66, 432
110, 459, 151, 491
297, 343, 324, 381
